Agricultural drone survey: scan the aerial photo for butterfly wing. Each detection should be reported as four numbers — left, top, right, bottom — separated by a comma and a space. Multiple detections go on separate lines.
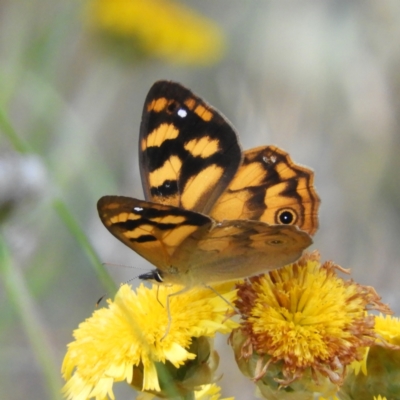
164, 219, 312, 286
98, 196, 312, 287
209, 146, 320, 235
97, 196, 213, 270
139, 80, 242, 214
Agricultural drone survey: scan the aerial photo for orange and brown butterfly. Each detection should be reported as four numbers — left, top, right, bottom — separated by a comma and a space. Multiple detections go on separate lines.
97, 81, 320, 288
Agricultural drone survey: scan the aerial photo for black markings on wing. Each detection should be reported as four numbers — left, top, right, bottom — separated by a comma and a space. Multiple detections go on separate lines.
139, 80, 242, 214
248, 146, 319, 233
97, 195, 211, 245
118, 202, 206, 242
150, 180, 178, 200
135, 235, 157, 243
239, 147, 306, 218
210, 146, 320, 235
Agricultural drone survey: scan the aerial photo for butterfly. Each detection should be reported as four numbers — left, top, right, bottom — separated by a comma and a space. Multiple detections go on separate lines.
97, 81, 320, 288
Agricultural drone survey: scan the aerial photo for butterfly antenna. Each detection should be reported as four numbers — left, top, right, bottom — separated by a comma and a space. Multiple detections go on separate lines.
101, 262, 149, 270
95, 273, 145, 308
96, 295, 106, 307
123, 276, 142, 285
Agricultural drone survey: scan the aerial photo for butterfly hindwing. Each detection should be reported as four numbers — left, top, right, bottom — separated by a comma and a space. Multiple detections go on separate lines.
170, 219, 312, 285
139, 80, 242, 214
209, 146, 320, 235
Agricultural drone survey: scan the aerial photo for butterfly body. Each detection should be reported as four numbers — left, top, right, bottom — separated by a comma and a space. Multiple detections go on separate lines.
97, 81, 320, 286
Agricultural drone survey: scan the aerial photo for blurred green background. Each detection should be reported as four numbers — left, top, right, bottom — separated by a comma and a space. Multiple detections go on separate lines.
1, 1, 400, 399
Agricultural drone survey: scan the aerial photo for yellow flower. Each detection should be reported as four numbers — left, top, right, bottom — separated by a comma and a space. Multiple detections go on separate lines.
349, 346, 369, 376
374, 314, 400, 346
374, 396, 387, 400
232, 252, 390, 390
85, 0, 225, 65
136, 383, 233, 400
194, 383, 234, 400
62, 283, 238, 399
342, 314, 400, 399
350, 314, 400, 376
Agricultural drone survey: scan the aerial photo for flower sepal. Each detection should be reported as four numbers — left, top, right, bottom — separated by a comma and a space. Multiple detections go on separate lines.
230, 329, 338, 400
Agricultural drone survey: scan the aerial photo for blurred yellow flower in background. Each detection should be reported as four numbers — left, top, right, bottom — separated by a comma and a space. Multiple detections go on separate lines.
85, 0, 225, 65
349, 314, 400, 377
62, 283, 238, 399
374, 314, 400, 346
342, 314, 400, 399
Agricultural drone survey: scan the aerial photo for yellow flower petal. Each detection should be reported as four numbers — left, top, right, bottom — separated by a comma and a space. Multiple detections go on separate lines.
195, 383, 234, 400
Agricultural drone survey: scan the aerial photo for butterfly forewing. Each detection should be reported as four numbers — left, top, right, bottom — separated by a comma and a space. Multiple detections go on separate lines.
139, 81, 242, 214
209, 146, 320, 235
97, 196, 213, 270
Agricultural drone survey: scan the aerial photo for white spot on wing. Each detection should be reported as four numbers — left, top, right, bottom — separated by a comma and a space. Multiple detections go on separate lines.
177, 108, 187, 118
263, 155, 276, 164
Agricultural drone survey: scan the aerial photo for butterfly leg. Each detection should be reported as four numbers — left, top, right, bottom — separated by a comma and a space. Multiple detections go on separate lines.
161, 286, 190, 341
155, 285, 164, 308
204, 285, 238, 313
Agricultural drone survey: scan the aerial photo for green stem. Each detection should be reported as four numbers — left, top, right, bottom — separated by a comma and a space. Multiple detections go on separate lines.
0, 236, 62, 399
0, 103, 116, 294
181, 392, 195, 400
53, 198, 117, 294
0, 107, 31, 154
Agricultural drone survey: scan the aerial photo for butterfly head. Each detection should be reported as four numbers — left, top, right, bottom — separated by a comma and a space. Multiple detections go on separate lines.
139, 269, 164, 284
